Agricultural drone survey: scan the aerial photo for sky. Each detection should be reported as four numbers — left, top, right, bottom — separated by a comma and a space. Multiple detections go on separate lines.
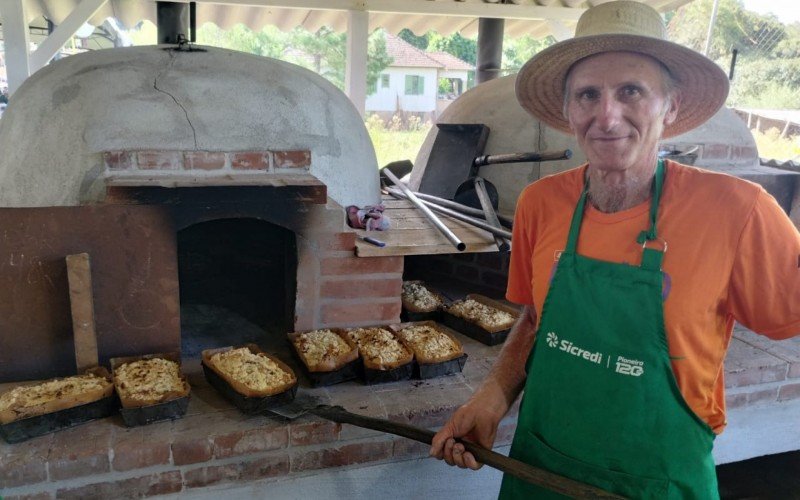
742, 0, 800, 24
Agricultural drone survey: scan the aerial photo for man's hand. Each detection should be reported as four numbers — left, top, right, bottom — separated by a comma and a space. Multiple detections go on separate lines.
430, 387, 508, 469
430, 305, 538, 470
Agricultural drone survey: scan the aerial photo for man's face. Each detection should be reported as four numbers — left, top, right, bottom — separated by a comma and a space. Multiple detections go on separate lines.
564, 51, 680, 176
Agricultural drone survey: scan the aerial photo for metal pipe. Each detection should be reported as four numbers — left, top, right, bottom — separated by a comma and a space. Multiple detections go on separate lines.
474, 177, 510, 252
383, 170, 466, 251
394, 189, 514, 229
387, 188, 512, 240
473, 149, 572, 167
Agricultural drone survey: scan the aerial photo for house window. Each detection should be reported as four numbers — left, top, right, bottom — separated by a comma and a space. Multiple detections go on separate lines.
405, 75, 424, 95
381, 74, 390, 88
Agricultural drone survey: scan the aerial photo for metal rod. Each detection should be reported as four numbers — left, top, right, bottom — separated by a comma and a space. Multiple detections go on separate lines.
392, 189, 514, 229
474, 177, 510, 252
473, 149, 572, 167
383, 170, 466, 252
388, 188, 512, 240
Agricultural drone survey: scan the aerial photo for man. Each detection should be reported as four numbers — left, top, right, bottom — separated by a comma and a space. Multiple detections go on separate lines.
430, 1, 800, 498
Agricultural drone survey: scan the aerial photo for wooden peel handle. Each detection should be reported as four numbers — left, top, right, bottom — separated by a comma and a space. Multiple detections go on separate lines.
311, 405, 624, 499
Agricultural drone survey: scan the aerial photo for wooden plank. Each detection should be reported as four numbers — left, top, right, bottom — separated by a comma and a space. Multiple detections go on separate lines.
355, 228, 500, 257
66, 253, 99, 373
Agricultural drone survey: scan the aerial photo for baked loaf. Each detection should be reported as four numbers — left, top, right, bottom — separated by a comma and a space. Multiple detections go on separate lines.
396, 324, 463, 363
346, 327, 413, 370
207, 347, 296, 397
291, 329, 358, 372
446, 298, 516, 331
402, 281, 443, 312
0, 371, 113, 425
114, 358, 189, 408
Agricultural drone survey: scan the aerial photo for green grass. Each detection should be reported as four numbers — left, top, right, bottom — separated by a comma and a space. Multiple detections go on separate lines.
752, 128, 800, 162
365, 114, 433, 168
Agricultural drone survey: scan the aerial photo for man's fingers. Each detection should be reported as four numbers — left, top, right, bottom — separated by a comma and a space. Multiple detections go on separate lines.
462, 450, 483, 471
443, 437, 456, 466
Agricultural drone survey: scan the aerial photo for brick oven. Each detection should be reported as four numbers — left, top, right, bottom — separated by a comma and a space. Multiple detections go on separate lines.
0, 45, 403, 382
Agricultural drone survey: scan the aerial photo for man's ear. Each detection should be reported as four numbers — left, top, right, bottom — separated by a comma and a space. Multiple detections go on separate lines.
663, 92, 681, 126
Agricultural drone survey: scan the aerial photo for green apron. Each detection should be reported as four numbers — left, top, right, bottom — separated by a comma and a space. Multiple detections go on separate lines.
499, 161, 718, 499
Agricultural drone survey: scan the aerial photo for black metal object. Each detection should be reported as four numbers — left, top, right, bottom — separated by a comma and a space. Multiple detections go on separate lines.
441, 310, 511, 346
358, 362, 414, 385
415, 353, 468, 380
156, 1, 190, 44
119, 396, 190, 427
0, 395, 118, 444
418, 123, 490, 200
729, 48, 738, 80
291, 351, 360, 387
190, 2, 197, 43
202, 363, 298, 414
477, 18, 505, 84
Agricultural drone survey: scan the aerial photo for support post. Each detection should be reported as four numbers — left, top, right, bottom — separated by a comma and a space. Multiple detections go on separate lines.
346, 9, 369, 118
0, 0, 31, 95
476, 18, 504, 84
29, 0, 108, 73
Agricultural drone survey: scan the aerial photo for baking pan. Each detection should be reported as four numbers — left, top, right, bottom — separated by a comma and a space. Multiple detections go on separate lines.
358, 362, 414, 385
110, 352, 191, 427
202, 363, 297, 413
0, 367, 117, 443
392, 321, 468, 379
416, 353, 469, 379
441, 295, 519, 346
344, 326, 414, 385
401, 280, 444, 323
201, 345, 298, 414
288, 329, 360, 387
0, 393, 117, 444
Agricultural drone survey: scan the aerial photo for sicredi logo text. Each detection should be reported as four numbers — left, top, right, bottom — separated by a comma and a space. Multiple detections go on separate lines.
545, 332, 602, 364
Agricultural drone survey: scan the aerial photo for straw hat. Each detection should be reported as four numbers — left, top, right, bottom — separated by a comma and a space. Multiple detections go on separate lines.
515, 0, 729, 138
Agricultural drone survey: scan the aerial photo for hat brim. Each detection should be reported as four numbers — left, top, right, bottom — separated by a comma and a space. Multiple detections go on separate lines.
515, 34, 730, 138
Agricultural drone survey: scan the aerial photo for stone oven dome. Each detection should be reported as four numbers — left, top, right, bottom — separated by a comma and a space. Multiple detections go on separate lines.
0, 45, 380, 208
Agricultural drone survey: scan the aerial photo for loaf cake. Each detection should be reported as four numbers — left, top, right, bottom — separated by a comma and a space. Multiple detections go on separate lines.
396, 324, 463, 364
206, 347, 296, 397
290, 329, 358, 372
113, 357, 189, 408
401, 281, 444, 313
346, 327, 413, 370
445, 298, 517, 331
0, 371, 113, 424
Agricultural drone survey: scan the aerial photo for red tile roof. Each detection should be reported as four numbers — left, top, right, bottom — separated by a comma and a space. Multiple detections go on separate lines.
385, 33, 443, 68
426, 51, 474, 71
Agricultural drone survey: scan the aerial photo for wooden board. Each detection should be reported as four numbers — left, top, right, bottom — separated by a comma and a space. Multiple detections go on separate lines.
355, 195, 505, 257
66, 253, 99, 373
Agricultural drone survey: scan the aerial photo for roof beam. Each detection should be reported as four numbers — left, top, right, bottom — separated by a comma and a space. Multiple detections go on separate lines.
196, 0, 586, 22
29, 0, 109, 73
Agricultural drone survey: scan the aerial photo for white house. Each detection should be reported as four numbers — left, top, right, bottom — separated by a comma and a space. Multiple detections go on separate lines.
365, 33, 473, 120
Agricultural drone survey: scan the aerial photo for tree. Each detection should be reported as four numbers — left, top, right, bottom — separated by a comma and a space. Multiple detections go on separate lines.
398, 28, 428, 50
502, 35, 555, 73
667, 0, 786, 60
428, 32, 477, 65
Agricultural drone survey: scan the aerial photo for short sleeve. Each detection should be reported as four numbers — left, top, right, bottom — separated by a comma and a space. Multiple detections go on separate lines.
727, 189, 800, 339
506, 187, 537, 306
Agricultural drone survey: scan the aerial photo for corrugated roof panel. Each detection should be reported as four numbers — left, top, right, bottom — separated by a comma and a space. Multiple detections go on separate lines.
19, 0, 695, 38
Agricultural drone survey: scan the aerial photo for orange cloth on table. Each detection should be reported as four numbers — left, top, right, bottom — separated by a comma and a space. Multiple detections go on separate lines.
507, 160, 800, 434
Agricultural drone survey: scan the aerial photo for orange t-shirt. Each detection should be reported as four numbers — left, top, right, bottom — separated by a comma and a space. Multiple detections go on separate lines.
507, 161, 800, 433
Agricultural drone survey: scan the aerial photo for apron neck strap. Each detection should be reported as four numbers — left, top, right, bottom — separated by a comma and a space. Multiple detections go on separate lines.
565, 160, 666, 270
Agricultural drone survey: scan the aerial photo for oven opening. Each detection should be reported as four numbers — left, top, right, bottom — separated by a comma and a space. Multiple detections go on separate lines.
177, 217, 297, 357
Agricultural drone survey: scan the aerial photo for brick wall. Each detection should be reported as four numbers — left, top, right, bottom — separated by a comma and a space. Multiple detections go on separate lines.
104, 149, 312, 174
299, 232, 403, 330
404, 251, 510, 300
